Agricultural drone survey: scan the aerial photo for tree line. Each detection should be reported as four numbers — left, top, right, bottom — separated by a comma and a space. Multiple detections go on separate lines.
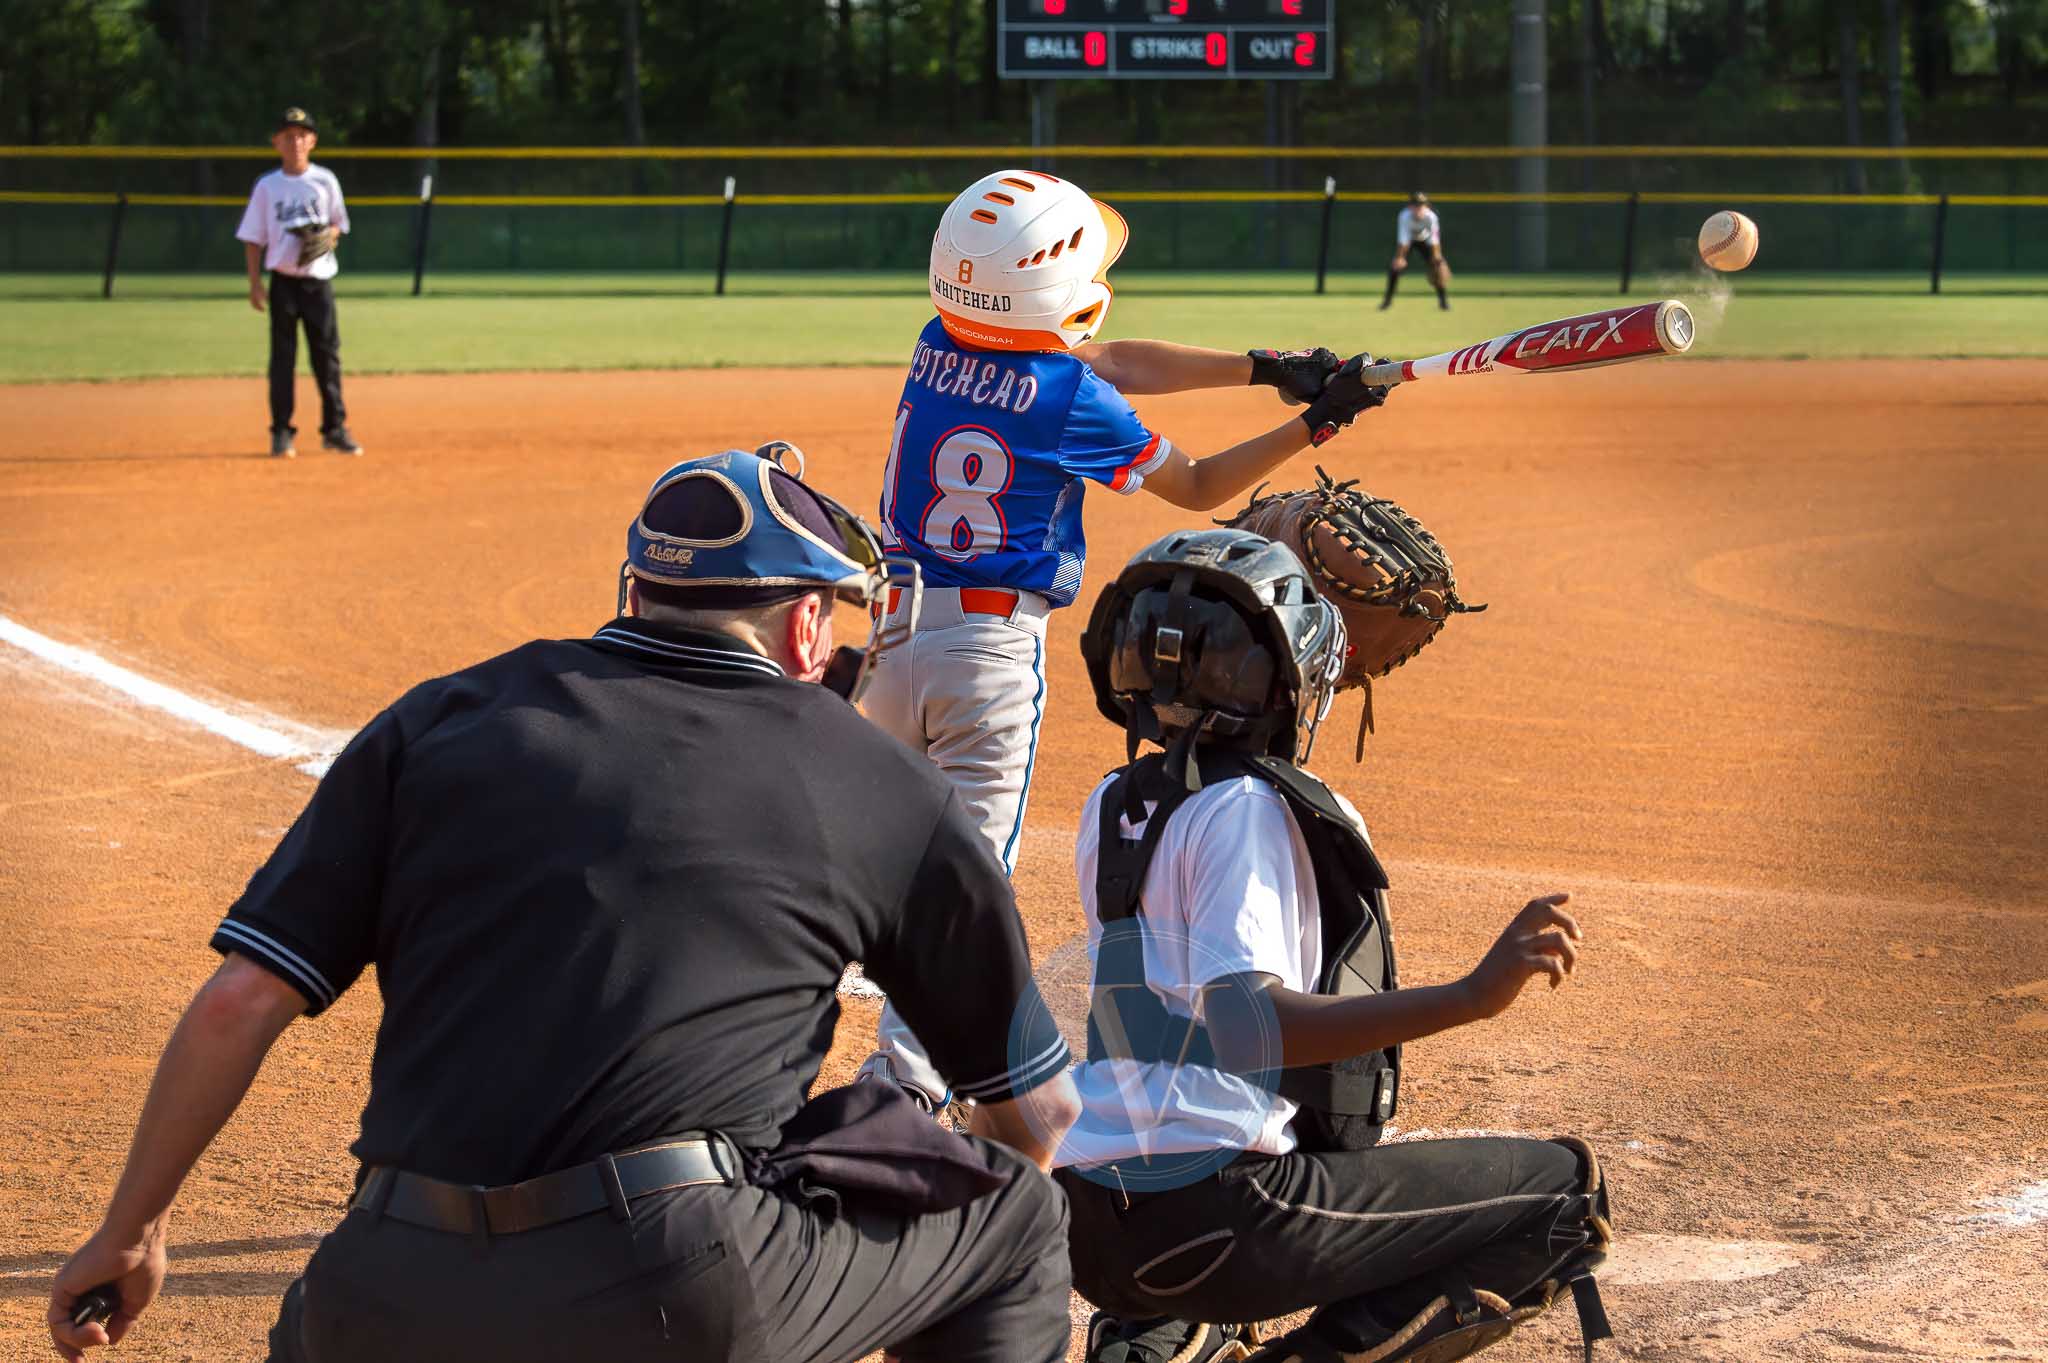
1, 0, 2041, 153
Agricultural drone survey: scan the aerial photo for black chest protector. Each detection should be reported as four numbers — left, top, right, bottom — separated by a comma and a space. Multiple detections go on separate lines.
1085, 749, 1401, 1152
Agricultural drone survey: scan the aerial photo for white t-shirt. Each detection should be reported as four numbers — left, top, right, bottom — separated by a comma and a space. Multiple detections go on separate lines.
1055, 771, 1347, 1171
1397, 205, 1442, 248
236, 164, 350, 280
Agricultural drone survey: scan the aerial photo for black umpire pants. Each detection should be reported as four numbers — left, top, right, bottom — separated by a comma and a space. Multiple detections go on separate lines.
1058, 1136, 1583, 1332
268, 273, 347, 436
266, 1137, 1070, 1363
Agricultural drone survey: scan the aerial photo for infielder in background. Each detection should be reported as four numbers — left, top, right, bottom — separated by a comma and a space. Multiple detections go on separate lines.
858, 168, 1393, 1112
1059, 530, 1614, 1363
1380, 191, 1451, 312
236, 107, 363, 458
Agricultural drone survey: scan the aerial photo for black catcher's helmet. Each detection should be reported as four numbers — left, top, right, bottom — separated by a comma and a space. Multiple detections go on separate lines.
1081, 528, 1347, 764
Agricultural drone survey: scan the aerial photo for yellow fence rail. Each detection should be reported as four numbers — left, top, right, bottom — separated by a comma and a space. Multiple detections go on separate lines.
5, 189, 2046, 208
4, 144, 2048, 161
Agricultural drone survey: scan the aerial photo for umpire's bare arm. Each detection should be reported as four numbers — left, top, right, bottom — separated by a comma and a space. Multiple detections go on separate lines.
46, 954, 305, 1361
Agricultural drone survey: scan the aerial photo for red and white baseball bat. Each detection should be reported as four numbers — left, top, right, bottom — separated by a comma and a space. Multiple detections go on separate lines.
1362, 299, 1694, 387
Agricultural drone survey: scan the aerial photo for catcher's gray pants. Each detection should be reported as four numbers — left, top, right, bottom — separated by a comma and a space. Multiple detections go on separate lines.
859, 586, 1052, 1107
1057, 1136, 1587, 1331
266, 1137, 1070, 1363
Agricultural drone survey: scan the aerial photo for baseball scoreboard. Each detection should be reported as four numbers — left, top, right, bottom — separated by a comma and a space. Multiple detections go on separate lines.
998, 0, 1335, 80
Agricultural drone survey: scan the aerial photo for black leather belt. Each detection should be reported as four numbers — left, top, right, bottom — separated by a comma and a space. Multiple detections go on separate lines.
356, 1135, 740, 1238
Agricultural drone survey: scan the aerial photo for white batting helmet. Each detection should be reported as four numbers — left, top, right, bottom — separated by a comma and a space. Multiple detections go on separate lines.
929, 170, 1129, 353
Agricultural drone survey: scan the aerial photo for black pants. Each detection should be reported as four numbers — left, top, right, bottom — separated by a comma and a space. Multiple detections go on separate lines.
268, 273, 347, 435
1058, 1137, 1584, 1332
266, 1139, 1071, 1363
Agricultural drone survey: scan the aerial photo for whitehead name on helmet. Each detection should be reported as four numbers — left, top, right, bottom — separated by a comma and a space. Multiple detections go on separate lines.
930, 275, 1014, 314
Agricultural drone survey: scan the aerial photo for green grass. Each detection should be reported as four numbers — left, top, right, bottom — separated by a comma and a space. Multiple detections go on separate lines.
2, 271, 2044, 382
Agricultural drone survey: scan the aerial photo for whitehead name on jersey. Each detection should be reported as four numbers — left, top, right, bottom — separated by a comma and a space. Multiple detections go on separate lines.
882, 317, 1171, 607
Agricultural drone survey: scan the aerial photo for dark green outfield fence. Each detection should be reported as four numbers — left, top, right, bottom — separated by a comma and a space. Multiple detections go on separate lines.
3, 144, 2044, 292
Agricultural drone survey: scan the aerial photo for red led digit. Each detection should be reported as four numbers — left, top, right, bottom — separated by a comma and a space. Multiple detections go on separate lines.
1168, 0, 1189, 15
1294, 31, 1317, 66
1045, 0, 1065, 12
1282, 0, 1304, 13
1084, 29, 1108, 65
1205, 30, 1226, 64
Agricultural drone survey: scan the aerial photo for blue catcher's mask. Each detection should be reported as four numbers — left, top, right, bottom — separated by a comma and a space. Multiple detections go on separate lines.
618, 441, 920, 703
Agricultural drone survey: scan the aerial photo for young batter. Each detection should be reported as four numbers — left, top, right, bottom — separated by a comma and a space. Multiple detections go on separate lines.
858, 169, 1392, 1111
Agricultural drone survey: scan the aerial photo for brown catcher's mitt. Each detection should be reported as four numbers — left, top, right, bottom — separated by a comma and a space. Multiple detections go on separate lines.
1224, 467, 1484, 755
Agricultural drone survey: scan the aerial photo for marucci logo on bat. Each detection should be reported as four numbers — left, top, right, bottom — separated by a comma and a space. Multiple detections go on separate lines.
1448, 344, 1494, 375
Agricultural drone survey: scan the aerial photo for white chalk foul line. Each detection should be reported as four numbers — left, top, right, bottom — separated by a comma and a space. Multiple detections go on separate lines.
0, 614, 345, 777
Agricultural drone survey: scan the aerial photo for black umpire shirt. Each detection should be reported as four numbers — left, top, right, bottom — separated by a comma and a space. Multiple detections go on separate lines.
210, 618, 1070, 1187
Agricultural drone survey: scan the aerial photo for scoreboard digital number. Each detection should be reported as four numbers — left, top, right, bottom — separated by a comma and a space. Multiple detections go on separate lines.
999, 0, 1334, 81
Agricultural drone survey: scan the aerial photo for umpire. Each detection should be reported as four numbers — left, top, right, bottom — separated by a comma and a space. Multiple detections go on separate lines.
46, 444, 1081, 1363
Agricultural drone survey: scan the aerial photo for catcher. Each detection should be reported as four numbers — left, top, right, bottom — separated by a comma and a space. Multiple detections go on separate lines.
1053, 528, 1616, 1363
1381, 192, 1451, 312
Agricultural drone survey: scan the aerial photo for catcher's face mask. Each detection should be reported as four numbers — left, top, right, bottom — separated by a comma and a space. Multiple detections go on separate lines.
618, 442, 920, 705
1288, 597, 1346, 764
1085, 529, 1348, 765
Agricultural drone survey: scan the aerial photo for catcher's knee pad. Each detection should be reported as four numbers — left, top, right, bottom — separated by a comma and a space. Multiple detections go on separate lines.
1243, 1141, 1616, 1363
1508, 1136, 1616, 1359
1541, 1136, 1613, 1282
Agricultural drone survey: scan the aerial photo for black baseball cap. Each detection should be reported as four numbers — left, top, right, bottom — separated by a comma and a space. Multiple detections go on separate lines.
279, 108, 317, 133
1409, 191, 1429, 205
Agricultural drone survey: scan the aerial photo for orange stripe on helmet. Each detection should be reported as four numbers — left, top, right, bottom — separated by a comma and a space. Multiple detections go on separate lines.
935, 306, 1074, 353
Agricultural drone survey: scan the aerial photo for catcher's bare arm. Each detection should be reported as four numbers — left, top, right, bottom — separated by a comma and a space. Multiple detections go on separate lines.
1207, 894, 1581, 1070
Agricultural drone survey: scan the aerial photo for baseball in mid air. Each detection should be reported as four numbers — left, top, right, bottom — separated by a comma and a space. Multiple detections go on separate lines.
1698, 211, 1760, 271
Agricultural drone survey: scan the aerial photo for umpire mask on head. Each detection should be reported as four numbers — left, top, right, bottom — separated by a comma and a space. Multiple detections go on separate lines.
620, 441, 920, 705
1082, 528, 1346, 765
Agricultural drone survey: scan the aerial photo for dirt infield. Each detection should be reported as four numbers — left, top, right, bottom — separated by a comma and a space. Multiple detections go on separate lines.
2, 360, 2045, 1362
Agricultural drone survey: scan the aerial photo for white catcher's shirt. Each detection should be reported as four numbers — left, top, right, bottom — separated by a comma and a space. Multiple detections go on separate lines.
1397, 204, 1442, 248
1056, 771, 1373, 1170
236, 164, 350, 280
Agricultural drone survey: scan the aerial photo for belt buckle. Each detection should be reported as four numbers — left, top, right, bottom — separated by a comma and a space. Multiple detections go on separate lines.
468, 1186, 492, 1247
705, 1132, 742, 1184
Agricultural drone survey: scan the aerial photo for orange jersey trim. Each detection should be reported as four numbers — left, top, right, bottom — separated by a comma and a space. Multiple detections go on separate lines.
1109, 433, 1164, 491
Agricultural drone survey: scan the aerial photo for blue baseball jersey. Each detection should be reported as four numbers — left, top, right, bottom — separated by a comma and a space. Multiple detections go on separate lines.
881, 317, 1170, 607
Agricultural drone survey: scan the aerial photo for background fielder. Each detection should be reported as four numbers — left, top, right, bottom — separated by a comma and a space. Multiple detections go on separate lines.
236, 107, 363, 458
858, 168, 1391, 1111
1381, 191, 1452, 312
